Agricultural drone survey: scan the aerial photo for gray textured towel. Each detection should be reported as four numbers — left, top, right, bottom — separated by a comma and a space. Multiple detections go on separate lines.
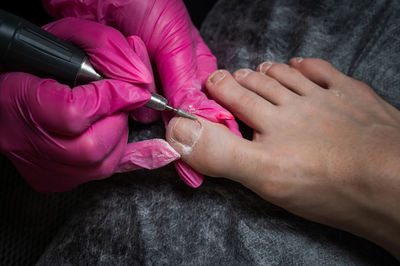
36, 0, 400, 265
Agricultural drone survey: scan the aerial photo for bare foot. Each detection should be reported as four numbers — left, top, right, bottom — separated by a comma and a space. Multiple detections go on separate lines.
166, 58, 400, 259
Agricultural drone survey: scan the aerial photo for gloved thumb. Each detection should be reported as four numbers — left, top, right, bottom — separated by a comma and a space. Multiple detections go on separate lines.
166, 116, 258, 185
116, 139, 180, 173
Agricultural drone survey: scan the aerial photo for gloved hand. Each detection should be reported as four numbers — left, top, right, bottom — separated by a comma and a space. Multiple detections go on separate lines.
43, 0, 241, 187
0, 18, 179, 192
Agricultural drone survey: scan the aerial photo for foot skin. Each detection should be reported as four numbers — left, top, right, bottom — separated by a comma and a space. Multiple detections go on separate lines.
166, 58, 400, 259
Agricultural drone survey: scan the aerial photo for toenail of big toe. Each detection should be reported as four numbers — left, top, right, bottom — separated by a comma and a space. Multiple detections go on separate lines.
170, 117, 202, 148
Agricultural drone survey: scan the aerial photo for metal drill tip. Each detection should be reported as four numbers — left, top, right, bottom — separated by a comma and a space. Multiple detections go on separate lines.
164, 104, 197, 120
174, 108, 197, 120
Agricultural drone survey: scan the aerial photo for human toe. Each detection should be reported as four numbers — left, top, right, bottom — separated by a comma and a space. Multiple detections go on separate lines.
289, 58, 346, 88
166, 116, 261, 184
233, 68, 298, 105
257, 62, 318, 95
206, 70, 274, 132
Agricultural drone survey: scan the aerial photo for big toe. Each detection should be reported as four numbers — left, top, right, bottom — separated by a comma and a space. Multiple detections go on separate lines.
166, 116, 258, 184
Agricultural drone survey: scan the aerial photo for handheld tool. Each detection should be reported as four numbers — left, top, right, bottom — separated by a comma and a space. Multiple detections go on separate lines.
0, 9, 196, 120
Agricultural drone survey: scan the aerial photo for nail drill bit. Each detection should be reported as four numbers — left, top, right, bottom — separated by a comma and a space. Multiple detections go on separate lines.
164, 105, 197, 120
144, 92, 197, 120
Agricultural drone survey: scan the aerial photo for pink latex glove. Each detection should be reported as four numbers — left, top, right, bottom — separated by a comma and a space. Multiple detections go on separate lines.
43, 0, 241, 187
0, 18, 179, 192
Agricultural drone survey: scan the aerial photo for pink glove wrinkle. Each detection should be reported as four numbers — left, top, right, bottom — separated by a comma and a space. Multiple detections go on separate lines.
43, 0, 241, 188
0, 18, 180, 192
126, 35, 161, 124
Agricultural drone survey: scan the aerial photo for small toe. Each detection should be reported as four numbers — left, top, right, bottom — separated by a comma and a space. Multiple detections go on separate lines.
233, 68, 298, 105
258, 62, 319, 95
289, 58, 346, 89
206, 70, 274, 133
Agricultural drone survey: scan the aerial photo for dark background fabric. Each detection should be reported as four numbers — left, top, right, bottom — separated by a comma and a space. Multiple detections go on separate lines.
1, 0, 400, 265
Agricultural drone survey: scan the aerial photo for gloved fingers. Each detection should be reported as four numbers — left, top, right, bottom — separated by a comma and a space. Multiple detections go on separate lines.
42, 17, 152, 85
192, 30, 242, 136
9, 112, 180, 192
41, 0, 240, 189
194, 29, 218, 88
116, 138, 180, 173
193, 108, 241, 136
174, 160, 204, 188
34, 112, 129, 166
126, 35, 155, 88
126, 35, 161, 124
162, 88, 241, 135
143, 24, 240, 134
154, 26, 241, 187
1, 72, 150, 136
11, 128, 128, 193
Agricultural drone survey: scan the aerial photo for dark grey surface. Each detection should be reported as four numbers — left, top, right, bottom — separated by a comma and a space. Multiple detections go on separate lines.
0, 155, 89, 265
35, 0, 400, 265
36, 166, 398, 265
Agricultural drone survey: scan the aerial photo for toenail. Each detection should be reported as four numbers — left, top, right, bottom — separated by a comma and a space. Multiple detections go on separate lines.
170, 117, 202, 154
258, 62, 273, 73
234, 69, 252, 80
208, 70, 226, 85
294, 57, 303, 63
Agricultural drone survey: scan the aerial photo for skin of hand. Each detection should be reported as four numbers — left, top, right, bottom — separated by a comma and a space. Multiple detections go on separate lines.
0, 18, 180, 193
42, 0, 241, 188
166, 58, 400, 259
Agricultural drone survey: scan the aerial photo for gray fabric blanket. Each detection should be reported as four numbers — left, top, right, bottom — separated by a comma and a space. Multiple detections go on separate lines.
35, 0, 400, 265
